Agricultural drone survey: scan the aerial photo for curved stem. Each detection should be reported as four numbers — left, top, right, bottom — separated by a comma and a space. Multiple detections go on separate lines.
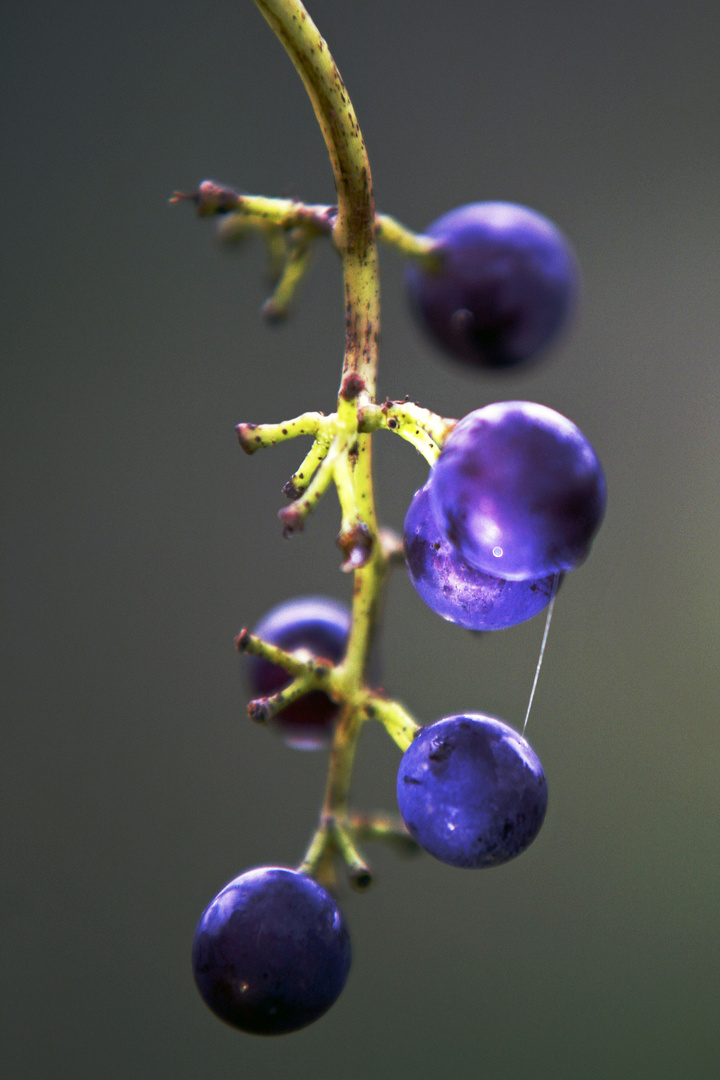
253, 0, 379, 400
253, 1, 414, 882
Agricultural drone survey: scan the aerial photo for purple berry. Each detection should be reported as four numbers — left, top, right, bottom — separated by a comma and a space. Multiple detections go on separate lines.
192, 867, 351, 1035
430, 400, 606, 580
247, 597, 351, 749
405, 202, 578, 370
404, 482, 560, 630
397, 714, 548, 868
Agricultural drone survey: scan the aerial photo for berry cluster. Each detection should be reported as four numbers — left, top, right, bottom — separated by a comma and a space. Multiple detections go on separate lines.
406, 399, 605, 629
180, 0, 606, 1040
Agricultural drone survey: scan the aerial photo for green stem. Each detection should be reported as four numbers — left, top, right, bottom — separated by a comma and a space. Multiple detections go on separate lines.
261, 231, 314, 321
331, 820, 373, 890
180, 183, 438, 265
365, 696, 419, 753
347, 812, 419, 856
247, 672, 317, 724
278, 436, 341, 535
283, 436, 332, 499
253, 0, 379, 401
252, 0, 419, 881
375, 212, 441, 266
236, 410, 325, 454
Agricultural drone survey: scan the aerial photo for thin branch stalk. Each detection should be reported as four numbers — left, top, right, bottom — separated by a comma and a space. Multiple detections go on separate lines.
250, 0, 420, 882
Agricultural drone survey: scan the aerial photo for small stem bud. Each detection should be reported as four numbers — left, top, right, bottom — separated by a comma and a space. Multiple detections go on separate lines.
236, 423, 263, 454
340, 372, 366, 402
247, 698, 271, 724
170, 180, 242, 216
279, 505, 305, 536
337, 522, 373, 572
348, 866, 373, 891
281, 478, 302, 501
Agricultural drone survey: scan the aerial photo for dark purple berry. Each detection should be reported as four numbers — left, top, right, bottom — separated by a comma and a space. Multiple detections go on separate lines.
405, 202, 578, 370
247, 597, 350, 749
397, 714, 548, 868
404, 482, 560, 630
430, 400, 606, 580
192, 867, 351, 1035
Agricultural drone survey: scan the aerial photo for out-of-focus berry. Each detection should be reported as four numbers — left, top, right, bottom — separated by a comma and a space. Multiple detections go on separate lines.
406, 201, 578, 370
246, 596, 350, 749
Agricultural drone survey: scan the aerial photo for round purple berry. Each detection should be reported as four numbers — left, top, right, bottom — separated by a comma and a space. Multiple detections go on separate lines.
192, 867, 351, 1035
397, 714, 548, 868
247, 597, 350, 750
404, 482, 560, 630
406, 202, 578, 370
430, 400, 606, 580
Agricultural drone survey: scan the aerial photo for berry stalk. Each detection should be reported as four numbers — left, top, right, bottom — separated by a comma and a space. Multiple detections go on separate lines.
253, 0, 379, 399
252, 0, 419, 880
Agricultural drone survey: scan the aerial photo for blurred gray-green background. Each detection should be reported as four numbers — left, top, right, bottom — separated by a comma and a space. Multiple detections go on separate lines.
3, 1, 719, 1076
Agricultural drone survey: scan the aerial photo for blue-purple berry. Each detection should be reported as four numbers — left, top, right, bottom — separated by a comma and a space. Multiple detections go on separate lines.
397, 714, 548, 868
404, 482, 560, 630
405, 201, 578, 370
247, 597, 350, 749
430, 400, 606, 580
192, 867, 351, 1035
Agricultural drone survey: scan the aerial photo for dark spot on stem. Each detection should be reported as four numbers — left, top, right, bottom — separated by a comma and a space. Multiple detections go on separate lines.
282, 478, 301, 500
340, 372, 366, 401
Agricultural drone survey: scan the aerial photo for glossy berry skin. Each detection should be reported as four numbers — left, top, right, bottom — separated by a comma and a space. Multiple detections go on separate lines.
192, 867, 351, 1036
404, 482, 560, 630
430, 400, 606, 581
397, 714, 548, 868
405, 202, 578, 370
247, 597, 350, 750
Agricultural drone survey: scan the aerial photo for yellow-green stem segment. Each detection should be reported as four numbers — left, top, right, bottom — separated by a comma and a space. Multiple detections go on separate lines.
253, 0, 379, 400
252, 0, 419, 883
